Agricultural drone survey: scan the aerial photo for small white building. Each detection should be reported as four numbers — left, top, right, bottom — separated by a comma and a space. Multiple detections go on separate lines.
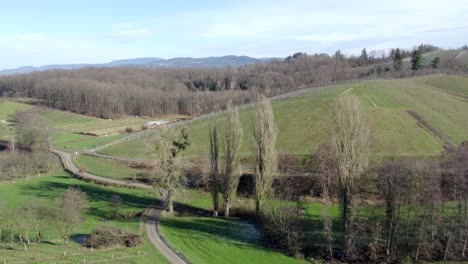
143, 120, 169, 129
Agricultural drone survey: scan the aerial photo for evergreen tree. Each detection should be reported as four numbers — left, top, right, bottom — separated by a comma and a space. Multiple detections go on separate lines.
411, 50, 423, 71
359, 48, 369, 66
393, 48, 403, 71
334, 49, 344, 61
431, 57, 440, 69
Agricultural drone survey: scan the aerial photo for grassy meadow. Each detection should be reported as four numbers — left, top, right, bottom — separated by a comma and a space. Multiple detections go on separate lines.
74, 154, 148, 180
159, 216, 307, 264
0, 99, 33, 138
0, 171, 168, 263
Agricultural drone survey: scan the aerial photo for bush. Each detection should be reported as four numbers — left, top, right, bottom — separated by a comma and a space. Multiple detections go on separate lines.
228, 199, 255, 219
82, 226, 143, 249
260, 201, 305, 258
184, 165, 206, 189
127, 161, 153, 170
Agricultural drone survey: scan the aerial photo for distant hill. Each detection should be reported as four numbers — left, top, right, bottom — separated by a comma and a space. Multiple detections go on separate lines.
0, 56, 273, 75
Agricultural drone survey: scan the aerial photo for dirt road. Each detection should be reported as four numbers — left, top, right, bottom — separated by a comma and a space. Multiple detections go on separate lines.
145, 206, 189, 264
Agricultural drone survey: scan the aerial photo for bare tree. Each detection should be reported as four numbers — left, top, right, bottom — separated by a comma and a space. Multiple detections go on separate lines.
14, 206, 36, 251
152, 127, 190, 214
222, 101, 243, 217
110, 194, 123, 218
315, 143, 337, 202
208, 113, 220, 216
252, 94, 277, 215
55, 187, 89, 245
13, 110, 55, 152
331, 95, 370, 257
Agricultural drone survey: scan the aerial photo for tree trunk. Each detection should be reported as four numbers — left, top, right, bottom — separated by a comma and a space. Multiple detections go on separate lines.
256, 199, 262, 217
463, 229, 468, 258
341, 189, 352, 256
444, 234, 451, 261
19, 233, 28, 251
225, 199, 231, 217
167, 190, 174, 215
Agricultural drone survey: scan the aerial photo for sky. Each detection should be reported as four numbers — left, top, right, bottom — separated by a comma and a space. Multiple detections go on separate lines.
1, 0, 468, 69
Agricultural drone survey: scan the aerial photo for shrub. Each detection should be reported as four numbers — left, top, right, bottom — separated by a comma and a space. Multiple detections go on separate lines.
184, 165, 207, 189
260, 201, 305, 258
82, 226, 143, 249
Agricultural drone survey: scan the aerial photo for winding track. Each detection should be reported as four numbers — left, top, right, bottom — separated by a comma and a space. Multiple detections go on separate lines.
50, 84, 331, 263
51, 149, 188, 264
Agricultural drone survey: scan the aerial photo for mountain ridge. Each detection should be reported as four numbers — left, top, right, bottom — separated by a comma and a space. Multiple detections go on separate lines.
0, 55, 274, 75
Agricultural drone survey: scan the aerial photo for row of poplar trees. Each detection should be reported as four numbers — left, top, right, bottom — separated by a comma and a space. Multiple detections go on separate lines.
208, 94, 276, 217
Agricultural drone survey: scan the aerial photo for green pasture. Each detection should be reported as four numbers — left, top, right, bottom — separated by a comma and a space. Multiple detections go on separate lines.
0, 172, 168, 263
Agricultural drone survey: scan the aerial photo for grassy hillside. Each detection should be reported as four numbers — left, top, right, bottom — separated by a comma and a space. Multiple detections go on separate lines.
99, 74, 468, 160
0, 99, 33, 138
0, 99, 33, 120
415, 74, 468, 98
422, 49, 468, 68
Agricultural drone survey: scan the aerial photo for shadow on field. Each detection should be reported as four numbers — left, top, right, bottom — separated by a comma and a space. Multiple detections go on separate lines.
159, 216, 271, 250
17, 174, 210, 221
172, 201, 211, 216
19, 175, 156, 220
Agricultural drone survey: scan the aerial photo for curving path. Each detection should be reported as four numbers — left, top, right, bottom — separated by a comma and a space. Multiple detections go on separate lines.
50, 85, 329, 263
51, 149, 188, 264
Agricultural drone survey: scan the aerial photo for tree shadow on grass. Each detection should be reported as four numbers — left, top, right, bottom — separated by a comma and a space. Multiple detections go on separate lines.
19, 175, 210, 221
159, 216, 279, 254
302, 205, 384, 257
172, 202, 211, 216
19, 176, 155, 220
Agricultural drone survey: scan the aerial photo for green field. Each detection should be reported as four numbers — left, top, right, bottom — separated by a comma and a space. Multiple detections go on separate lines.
99, 137, 150, 159
416, 74, 468, 98
98, 74, 468, 160
0, 99, 34, 138
0, 99, 33, 120
0, 172, 168, 263
159, 217, 306, 264
53, 132, 126, 151
74, 154, 148, 180
359, 79, 467, 145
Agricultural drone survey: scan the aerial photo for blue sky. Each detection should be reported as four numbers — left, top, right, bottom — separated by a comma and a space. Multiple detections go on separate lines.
1, 0, 467, 69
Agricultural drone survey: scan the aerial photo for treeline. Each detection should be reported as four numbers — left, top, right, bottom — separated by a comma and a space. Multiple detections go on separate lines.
0, 69, 252, 118
0, 44, 460, 119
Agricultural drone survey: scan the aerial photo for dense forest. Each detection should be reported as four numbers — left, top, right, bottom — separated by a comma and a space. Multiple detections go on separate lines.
0, 44, 463, 118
